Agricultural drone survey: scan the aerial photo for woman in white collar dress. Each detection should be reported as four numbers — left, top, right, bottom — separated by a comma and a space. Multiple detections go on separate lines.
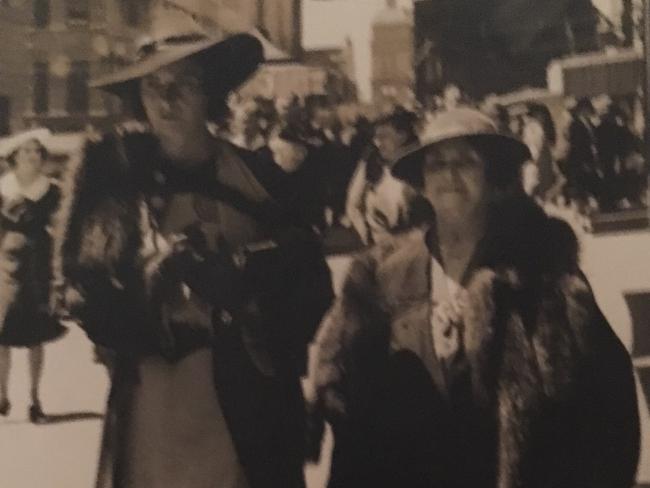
0, 128, 67, 424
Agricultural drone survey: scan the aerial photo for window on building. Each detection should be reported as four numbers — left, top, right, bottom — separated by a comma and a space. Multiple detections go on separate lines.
120, 1, 139, 26
33, 0, 50, 28
66, 61, 89, 114
0, 97, 10, 136
33, 62, 49, 114
66, 0, 89, 22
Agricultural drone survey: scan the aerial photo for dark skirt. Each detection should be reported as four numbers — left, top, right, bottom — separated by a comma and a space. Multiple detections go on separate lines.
0, 307, 67, 347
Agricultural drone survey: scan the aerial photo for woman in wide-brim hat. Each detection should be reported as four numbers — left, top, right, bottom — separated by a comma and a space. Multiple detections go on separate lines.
306, 107, 638, 487
54, 3, 333, 487
0, 127, 67, 424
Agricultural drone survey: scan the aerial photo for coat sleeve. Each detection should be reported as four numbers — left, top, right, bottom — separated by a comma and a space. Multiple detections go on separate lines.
52, 133, 172, 357
306, 248, 388, 418
251, 228, 335, 379
564, 274, 640, 488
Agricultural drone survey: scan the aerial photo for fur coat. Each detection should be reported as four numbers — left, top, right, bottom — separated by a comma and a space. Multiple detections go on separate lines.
307, 196, 639, 488
52, 129, 334, 488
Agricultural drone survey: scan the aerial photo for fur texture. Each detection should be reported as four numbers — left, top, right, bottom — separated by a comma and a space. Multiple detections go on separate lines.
51, 129, 335, 488
309, 201, 640, 488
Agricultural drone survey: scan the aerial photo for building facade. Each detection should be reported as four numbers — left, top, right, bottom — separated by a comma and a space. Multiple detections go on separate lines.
370, 0, 414, 108
303, 39, 357, 103
191, 0, 301, 59
0, 2, 32, 135
0, 0, 145, 133
413, 0, 600, 101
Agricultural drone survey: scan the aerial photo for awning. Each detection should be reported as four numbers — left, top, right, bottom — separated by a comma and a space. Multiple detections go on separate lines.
547, 48, 643, 97
249, 28, 291, 63
487, 87, 561, 107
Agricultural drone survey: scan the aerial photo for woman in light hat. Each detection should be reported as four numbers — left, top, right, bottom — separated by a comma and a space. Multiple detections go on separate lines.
53, 3, 332, 487
0, 127, 67, 424
306, 108, 639, 487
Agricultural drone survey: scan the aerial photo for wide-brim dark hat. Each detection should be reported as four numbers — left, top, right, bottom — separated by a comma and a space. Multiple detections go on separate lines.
89, 2, 264, 96
392, 107, 531, 184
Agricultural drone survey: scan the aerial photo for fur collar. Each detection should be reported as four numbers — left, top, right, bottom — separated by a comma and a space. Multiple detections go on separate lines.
375, 196, 580, 300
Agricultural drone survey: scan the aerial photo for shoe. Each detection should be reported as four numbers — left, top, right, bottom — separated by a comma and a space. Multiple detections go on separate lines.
0, 399, 10, 416
29, 402, 47, 424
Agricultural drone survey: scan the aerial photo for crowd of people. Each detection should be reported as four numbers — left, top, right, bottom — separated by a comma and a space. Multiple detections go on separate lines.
209, 86, 648, 247
0, 2, 644, 488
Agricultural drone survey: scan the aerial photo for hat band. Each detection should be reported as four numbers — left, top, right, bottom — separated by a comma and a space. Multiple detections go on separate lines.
136, 33, 210, 60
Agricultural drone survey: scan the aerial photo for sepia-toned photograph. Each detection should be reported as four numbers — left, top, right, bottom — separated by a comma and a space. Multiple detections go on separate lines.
0, 0, 648, 486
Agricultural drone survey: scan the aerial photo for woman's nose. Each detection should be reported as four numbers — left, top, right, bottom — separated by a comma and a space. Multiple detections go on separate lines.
157, 96, 174, 115
162, 83, 182, 102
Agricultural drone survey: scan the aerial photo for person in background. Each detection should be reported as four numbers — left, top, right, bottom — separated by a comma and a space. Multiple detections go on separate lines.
267, 122, 329, 231
241, 97, 278, 151
53, 3, 332, 487
0, 128, 67, 424
564, 97, 601, 210
307, 108, 639, 488
303, 97, 357, 227
346, 108, 432, 245
521, 103, 564, 202
595, 100, 644, 210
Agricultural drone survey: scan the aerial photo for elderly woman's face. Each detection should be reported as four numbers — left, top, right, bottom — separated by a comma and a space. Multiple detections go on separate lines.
422, 139, 488, 221
140, 59, 208, 159
14, 139, 45, 180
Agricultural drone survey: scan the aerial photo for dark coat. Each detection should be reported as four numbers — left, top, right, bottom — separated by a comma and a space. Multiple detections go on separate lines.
0, 180, 66, 346
566, 117, 599, 185
308, 196, 639, 488
52, 130, 334, 488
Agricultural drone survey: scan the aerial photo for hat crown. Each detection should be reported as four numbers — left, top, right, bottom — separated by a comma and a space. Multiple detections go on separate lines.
0, 128, 52, 159
136, 0, 251, 56
419, 108, 499, 144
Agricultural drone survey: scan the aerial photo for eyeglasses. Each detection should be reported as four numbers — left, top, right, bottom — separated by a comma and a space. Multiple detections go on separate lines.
422, 146, 484, 173
141, 74, 203, 102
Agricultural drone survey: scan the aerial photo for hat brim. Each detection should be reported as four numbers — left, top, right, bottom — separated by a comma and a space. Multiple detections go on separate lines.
90, 33, 263, 95
391, 133, 531, 185
0, 128, 52, 159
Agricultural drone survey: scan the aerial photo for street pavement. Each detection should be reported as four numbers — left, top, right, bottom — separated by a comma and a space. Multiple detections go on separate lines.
0, 230, 648, 487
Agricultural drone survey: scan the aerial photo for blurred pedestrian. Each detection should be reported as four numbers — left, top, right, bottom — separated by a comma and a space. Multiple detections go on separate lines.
596, 101, 644, 210
267, 122, 329, 231
0, 128, 67, 424
564, 97, 601, 210
53, 3, 332, 487
522, 103, 564, 202
346, 108, 431, 244
302, 96, 357, 226
307, 108, 639, 488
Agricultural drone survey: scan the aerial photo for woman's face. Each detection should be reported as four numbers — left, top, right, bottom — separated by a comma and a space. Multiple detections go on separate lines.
422, 139, 488, 222
373, 123, 408, 162
13, 139, 45, 181
140, 59, 209, 159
